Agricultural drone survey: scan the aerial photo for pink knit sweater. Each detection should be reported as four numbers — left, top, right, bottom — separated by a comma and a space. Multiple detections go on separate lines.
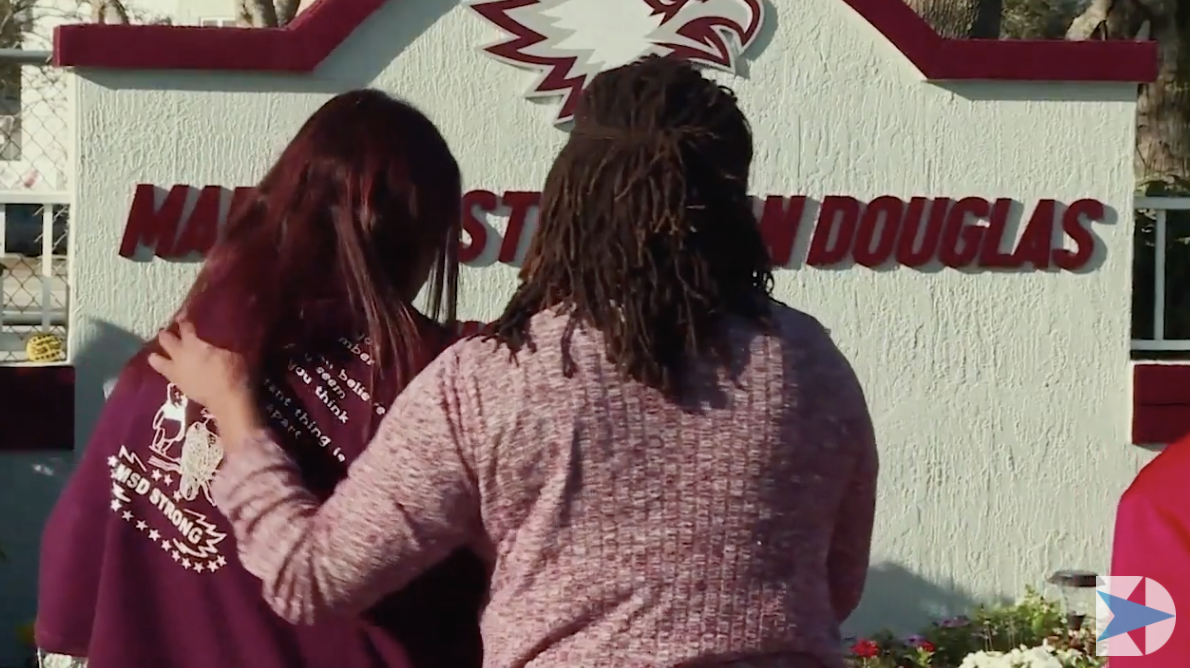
212, 305, 878, 668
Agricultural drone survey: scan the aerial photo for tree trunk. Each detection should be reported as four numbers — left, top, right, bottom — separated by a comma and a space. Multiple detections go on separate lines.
1069, 1, 1190, 342
237, 0, 278, 27
1003, 0, 1086, 39
90, 0, 129, 24
1067, 0, 1190, 189
904, 0, 1003, 38
275, 0, 301, 26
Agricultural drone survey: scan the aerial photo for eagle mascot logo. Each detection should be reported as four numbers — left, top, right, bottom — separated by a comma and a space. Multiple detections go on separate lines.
465, 0, 765, 125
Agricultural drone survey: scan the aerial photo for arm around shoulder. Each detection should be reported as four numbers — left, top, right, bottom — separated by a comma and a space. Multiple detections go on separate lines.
212, 347, 486, 625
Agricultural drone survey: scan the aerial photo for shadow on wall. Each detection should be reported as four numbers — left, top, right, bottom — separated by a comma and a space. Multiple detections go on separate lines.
940, 80, 1140, 104
844, 562, 1007, 637
0, 321, 144, 665
0, 452, 73, 665
71, 320, 147, 448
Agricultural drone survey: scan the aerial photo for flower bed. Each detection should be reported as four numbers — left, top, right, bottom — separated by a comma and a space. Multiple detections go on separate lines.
845, 589, 1103, 667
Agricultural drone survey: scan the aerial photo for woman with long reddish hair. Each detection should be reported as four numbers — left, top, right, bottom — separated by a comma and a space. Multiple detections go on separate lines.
35, 89, 486, 668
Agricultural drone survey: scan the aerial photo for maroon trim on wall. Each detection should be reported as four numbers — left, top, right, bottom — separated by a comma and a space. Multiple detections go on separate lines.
0, 365, 74, 452
53, 0, 1157, 82
1133, 364, 1190, 445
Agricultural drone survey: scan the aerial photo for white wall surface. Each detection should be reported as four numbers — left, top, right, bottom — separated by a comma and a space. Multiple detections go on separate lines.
171, 0, 235, 24
65, 0, 1154, 637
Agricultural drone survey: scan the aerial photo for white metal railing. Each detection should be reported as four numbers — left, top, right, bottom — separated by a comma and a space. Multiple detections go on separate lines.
1132, 196, 1190, 354
1, 192, 69, 362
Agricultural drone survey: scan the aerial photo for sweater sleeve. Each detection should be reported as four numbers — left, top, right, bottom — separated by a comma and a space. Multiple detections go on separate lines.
35, 374, 141, 656
211, 349, 483, 625
825, 360, 878, 623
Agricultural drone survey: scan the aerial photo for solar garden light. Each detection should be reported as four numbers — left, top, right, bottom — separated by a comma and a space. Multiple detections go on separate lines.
1048, 569, 1099, 632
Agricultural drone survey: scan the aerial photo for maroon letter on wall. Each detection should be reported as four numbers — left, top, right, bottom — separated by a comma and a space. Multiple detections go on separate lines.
977, 199, 1018, 268
758, 196, 806, 267
852, 196, 904, 268
938, 197, 990, 268
1054, 198, 1104, 271
460, 189, 496, 265
499, 191, 540, 264
228, 186, 257, 222
1010, 199, 1057, 270
119, 184, 189, 259
896, 198, 949, 268
807, 196, 860, 266
170, 186, 223, 258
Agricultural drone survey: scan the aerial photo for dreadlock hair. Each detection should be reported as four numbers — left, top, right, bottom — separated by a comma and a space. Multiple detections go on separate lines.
486, 55, 775, 397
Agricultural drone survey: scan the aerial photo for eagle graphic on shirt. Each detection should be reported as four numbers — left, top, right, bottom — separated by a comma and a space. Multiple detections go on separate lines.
107, 340, 389, 576
109, 383, 229, 573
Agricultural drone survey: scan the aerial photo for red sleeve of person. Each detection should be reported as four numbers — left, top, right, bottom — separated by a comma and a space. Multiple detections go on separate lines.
1109, 437, 1190, 667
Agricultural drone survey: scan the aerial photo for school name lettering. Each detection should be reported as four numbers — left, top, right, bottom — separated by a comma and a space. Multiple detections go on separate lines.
120, 185, 1107, 271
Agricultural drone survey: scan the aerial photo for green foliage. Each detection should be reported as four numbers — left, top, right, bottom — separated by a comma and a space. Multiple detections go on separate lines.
1139, 178, 1190, 198
0, 0, 27, 117
844, 588, 1101, 667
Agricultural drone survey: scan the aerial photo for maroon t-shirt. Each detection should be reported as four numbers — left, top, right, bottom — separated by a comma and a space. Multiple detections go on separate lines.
35, 330, 485, 668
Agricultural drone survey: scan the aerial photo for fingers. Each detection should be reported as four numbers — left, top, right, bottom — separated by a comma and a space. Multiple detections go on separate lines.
147, 352, 171, 377
177, 318, 198, 342
157, 328, 182, 357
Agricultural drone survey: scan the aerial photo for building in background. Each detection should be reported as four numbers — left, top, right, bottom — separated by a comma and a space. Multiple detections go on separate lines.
0, 0, 318, 366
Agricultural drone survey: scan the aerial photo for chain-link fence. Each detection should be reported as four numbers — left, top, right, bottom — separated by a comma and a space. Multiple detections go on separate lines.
0, 49, 69, 364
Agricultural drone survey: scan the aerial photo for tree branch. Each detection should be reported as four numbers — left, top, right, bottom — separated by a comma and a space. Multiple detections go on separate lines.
275, 0, 300, 26
90, 0, 129, 24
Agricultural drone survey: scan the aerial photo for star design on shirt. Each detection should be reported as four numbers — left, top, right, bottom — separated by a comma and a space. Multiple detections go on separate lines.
160, 539, 171, 552
173, 491, 183, 501
163, 474, 173, 485
207, 561, 220, 572
182, 559, 193, 570
151, 469, 162, 481
110, 499, 122, 511
215, 555, 227, 568
171, 550, 181, 562
121, 511, 133, 521
148, 529, 160, 541
135, 520, 147, 531
107, 456, 117, 468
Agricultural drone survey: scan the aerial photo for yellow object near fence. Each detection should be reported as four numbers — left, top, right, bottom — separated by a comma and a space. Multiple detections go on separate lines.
25, 332, 64, 362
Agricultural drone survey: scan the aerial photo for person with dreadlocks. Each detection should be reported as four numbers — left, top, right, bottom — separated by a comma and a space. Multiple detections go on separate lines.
146, 56, 879, 668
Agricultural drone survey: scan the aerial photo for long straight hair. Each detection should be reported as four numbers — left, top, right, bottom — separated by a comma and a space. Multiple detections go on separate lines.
129, 89, 461, 402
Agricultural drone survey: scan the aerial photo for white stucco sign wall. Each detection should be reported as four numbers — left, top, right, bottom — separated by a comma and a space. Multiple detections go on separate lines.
53, 0, 1157, 631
